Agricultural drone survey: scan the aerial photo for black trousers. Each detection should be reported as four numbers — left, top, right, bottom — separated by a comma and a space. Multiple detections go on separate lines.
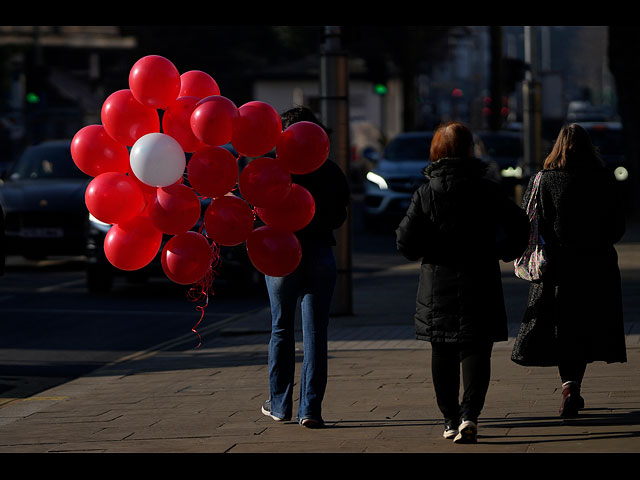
430, 341, 494, 424
558, 360, 587, 384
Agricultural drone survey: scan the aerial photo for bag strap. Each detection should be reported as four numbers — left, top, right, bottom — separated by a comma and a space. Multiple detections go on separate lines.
525, 171, 543, 216
525, 171, 544, 245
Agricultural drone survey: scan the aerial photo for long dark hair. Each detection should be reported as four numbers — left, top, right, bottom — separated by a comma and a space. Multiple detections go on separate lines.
280, 106, 331, 135
543, 123, 604, 170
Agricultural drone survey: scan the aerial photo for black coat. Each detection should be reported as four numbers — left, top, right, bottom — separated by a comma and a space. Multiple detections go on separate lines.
511, 167, 627, 366
292, 159, 350, 249
396, 157, 530, 344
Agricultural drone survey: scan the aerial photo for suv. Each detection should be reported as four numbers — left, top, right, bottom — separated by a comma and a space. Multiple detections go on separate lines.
362, 131, 500, 230
363, 132, 432, 230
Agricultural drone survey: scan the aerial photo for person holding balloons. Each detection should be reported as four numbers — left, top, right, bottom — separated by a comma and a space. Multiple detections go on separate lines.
260, 106, 350, 429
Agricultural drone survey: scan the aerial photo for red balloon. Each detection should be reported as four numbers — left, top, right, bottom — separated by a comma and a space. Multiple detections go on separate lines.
104, 215, 163, 271
161, 231, 213, 285
187, 146, 239, 198
203, 195, 255, 246
162, 96, 206, 153
246, 225, 302, 277
232, 101, 282, 158
190, 95, 238, 146
71, 125, 130, 177
149, 183, 201, 235
85, 172, 146, 225
129, 55, 181, 109
179, 70, 221, 99
256, 184, 315, 232
101, 89, 159, 147
238, 157, 291, 208
276, 121, 330, 174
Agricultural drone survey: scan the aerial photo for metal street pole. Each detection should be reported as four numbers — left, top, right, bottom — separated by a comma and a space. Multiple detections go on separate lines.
523, 26, 543, 178
319, 26, 353, 316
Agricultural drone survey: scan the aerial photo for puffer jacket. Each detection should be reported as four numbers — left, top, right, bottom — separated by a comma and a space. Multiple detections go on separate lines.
396, 157, 529, 343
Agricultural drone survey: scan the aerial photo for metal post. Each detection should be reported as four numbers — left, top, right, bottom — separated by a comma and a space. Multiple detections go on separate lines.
319, 26, 352, 316
523, 26, 543, 178
489, 26, 503, 131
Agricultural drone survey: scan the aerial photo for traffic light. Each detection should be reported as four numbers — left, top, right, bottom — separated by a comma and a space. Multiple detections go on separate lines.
26, 92, 40, 104
24, 63, 48, 106
374, 83, 387, 96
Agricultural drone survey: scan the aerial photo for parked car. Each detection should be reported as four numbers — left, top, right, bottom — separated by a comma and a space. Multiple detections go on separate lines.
476, 130, 524, 198
476, 130, 524, 177
0, 140, 91, 260
362, 131, 500, 230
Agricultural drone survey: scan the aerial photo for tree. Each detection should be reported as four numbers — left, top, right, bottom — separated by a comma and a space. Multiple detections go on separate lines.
120, 26, 319, 105
343, 26, 454, 132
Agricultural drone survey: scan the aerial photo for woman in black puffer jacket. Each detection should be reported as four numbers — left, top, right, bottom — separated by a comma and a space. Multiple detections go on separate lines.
511, 123, 626, 418
396, 122, 529, 444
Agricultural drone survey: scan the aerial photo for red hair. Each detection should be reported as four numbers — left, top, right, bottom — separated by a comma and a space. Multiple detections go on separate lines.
430, 122, 474, 161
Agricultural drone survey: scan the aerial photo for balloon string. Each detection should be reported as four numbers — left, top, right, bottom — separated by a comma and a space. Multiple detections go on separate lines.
186, 240, 221, 348
192, 303, 206, 349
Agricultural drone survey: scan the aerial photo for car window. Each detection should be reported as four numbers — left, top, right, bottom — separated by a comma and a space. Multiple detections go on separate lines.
10, 145, 88, 180
383, 136, 432, 161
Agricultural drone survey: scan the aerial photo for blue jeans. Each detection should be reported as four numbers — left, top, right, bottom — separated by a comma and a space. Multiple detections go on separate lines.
265, 245, 337, 423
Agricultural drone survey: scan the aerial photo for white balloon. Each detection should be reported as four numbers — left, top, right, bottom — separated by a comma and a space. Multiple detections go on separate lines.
130, 133, 186, 187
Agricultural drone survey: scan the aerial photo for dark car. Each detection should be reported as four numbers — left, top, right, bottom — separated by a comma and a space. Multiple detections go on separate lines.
0, 140, 91, 260
363, 131, 500, 230
476, 130, 524, 198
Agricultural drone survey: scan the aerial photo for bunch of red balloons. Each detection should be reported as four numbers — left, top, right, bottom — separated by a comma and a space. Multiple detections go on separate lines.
71, 55, 330, 286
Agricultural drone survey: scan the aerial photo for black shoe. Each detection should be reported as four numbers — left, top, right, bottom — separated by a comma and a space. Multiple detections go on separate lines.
261, 399, 291, 422
453, 419, 477, 444
559, 382, 585, 418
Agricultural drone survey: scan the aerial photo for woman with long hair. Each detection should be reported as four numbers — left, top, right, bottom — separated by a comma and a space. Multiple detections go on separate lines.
511, 123, 627, 418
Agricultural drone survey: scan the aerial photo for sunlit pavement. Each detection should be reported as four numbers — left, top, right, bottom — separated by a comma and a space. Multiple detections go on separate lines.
0, 226, 638, 454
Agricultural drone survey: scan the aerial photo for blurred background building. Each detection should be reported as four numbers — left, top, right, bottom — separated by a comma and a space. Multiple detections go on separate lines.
0, 25, 628, 200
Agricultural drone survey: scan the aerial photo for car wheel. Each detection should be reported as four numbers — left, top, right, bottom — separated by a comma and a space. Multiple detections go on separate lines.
86, 263, 114, 294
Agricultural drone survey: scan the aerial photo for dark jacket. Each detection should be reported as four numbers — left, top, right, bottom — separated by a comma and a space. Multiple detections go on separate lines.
292, 159, 350, 248
511, 167, 627, 366
0, 202, 4, 276
396, 157, 529, 344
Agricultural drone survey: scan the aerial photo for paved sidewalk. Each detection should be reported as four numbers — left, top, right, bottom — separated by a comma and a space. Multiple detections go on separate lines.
0, 233, 639, 453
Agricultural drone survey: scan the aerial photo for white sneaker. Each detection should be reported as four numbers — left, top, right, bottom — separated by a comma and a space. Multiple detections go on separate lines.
443, 420, 459, 439
443, 426, 458, 439
453, 419, 477, 444
261, 400, 290, 422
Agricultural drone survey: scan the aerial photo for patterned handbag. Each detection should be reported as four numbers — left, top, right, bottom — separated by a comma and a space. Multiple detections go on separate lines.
514, 171, 547, 282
